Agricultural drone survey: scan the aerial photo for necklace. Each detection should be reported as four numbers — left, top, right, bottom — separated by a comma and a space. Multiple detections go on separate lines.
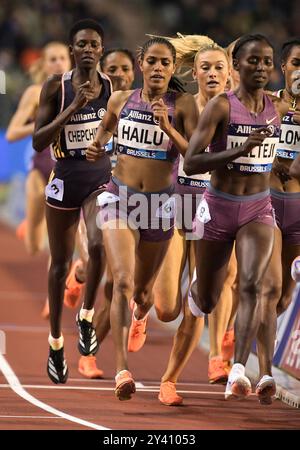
284, 89, 297, 111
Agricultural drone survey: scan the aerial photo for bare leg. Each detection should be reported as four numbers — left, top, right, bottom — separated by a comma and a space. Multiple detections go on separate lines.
102, 221, 138, 373
82, 191, 105, 310
25, 169, 47, 255
257, 228, 282, 377
208, 250, 237, 358
153, 228, 186, 322
161, 301, 204, 383
46, 205, 80, 338
194, 239, 234, 313
234, 222, 274, 365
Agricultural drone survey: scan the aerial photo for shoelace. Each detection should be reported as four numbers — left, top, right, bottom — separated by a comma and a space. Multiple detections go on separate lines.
131, 321, 144, 337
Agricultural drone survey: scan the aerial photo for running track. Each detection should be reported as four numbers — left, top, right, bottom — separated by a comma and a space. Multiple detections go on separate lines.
0, 222, 299, 430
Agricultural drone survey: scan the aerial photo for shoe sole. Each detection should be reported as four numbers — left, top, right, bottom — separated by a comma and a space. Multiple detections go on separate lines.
209, 375, 228, 385
47, 367, 68, 384
225, 377, 251, 400
78, 368, 104, 379
115, 380, 136, 401
158, 396, 183, 406
256, 383, 276, 405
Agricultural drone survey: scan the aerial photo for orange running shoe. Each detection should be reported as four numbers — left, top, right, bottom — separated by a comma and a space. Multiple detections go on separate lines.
158, 381, 183, 406
208, 356, 228, 384
41, 298, 49, 320
16, 219, 27, 240
115, 370, 136, 401
127, 303, 148, 352
221, 328, 235, 362
78, 355, 104, 379
63, 259, 85, 309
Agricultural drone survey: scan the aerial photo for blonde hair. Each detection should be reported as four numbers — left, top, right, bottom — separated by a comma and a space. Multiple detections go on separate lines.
147, 33, 213, 68
29, 41, 69, 84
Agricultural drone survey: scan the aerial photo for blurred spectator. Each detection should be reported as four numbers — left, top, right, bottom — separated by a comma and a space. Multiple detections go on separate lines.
0, 0, 297, 127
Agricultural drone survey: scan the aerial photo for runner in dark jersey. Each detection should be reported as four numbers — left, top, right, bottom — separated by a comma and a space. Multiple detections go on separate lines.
33, 19, 112, 384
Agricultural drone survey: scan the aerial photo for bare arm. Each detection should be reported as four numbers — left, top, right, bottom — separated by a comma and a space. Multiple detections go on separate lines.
6, 85, 40, 142
33, 76, 97, 152
184, 95, 271, 175
152, 93, 199, 156
86, 90, 131, 161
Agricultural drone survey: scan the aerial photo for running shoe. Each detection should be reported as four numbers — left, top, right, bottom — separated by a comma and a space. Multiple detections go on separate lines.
158, 381, 183, 406
115, 370, 136, 401
78, 355, 104, 379
208, 356, 228, 384
127, 300, 148, 352
64, 259, 85, 309
221, 328, 235, 362
76, 313, 98, 356
255, 375, 276, 405
225, 374, 252, 400
47, 347, 68, 384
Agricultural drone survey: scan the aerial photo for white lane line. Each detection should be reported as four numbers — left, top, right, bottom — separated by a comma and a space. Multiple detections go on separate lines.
0, 354, 110, 430
0, 415, 62, 419
69, 378, 215, 388
0, 383, 232, 396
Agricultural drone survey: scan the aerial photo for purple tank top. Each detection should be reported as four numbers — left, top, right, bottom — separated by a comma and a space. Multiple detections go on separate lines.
116, 88, 178, 162
210, 91, 281, 173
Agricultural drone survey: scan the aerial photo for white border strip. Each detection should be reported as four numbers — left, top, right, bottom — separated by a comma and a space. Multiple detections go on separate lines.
0, 354, 110, 430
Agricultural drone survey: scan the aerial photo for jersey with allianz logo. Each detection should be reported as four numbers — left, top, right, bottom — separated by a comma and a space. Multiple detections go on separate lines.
116, 89, 178, 162
276, 112, 300, 160
51, 70, 113, 159
210, 91, 281, 173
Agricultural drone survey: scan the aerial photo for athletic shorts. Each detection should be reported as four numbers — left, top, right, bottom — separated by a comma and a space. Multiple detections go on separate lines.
193, 185, 276, 241
271, 189, 300, 245
45, 157, 111, 210
97, 176, 175, 242
174, 183, 205, 235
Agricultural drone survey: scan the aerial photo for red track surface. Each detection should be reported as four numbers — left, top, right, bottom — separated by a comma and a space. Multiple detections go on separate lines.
0, 222, 299, 430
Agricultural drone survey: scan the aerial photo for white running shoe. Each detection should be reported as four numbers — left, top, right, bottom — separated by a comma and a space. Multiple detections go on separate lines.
225, 374, 252, 400
255, 375, 276, 405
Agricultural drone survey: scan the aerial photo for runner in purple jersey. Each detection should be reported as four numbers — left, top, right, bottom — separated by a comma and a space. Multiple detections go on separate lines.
256, 38, 300, 404
184, 34, 293, 403
86, 37, 198, 401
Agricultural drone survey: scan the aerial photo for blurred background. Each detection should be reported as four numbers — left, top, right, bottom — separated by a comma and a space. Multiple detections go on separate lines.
0, 0, 299, 222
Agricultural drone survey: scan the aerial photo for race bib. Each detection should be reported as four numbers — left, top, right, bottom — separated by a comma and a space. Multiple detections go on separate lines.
155, 196, 176, 219
196, 198, 211, 223
97, 191, 120, 207
45, 178, 64, 202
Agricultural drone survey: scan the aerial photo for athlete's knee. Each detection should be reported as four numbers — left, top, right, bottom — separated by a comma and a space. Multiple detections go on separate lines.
263, 281, 281, 304
50, 260, 71, 281
87, 239, 103, 260
155, 304, 181, 322
113, 273, 134, 298
195, 291, 218, 314
239, 274, 263, 300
